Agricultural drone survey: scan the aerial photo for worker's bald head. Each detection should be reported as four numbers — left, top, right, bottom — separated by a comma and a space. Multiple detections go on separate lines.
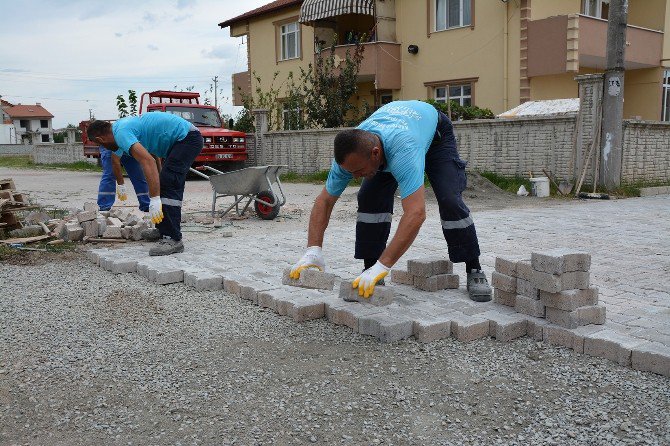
333, 129, 378, 165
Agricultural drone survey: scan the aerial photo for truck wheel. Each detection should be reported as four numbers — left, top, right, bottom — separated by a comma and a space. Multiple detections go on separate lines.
254, 190, 280, 220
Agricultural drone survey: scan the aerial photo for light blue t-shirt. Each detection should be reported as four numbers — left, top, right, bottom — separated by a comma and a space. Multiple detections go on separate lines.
325, 100, 438, 199
112, 112, 193, 158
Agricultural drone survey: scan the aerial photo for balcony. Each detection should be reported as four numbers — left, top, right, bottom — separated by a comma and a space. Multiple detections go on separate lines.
527, 14, 663, 77
318, 41, 401, 90
232, 71, 251, 106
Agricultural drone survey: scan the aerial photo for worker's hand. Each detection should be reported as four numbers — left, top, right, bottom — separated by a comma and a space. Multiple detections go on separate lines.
148, 196, 164, 224
116, 184, 128, 201
352, 261, 390, 298
290, 246, 325, 279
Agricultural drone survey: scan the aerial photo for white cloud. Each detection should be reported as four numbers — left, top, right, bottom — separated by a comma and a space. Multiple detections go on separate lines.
147, 44, 159, 51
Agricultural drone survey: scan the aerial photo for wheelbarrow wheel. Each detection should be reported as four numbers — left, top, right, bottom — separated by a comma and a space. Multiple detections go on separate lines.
254, 190, 280, 220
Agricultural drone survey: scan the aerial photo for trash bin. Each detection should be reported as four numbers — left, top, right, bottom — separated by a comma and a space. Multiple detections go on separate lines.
530, 177, 550, 197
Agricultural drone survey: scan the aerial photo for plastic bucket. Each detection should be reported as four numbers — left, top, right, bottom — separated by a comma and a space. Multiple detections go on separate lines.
529, 177, 550, 197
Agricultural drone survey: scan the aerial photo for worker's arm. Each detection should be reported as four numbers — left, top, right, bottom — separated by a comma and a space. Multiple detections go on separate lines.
289, 188, 339, 278
378, 186, 426, 267
153, 155, 162, 173
128, 143, 160, 197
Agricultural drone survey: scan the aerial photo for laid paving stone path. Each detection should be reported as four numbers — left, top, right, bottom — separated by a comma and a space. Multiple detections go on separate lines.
88, 194, 670, 377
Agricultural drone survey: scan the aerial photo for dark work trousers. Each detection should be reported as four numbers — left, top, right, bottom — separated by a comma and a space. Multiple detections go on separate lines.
156, 130, 204, 241
355, 111, 481, 263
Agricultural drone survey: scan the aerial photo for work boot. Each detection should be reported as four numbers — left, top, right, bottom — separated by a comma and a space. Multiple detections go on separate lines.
140, 228, 160, 241
149, 237, 184, 256
467, 269, 492, 302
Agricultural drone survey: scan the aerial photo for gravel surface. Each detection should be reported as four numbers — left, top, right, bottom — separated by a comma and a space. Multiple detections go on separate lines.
2, 256, 669, 445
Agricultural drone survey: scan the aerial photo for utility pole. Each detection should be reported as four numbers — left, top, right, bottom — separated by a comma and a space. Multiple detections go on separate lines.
600, 0, 628, 191
212, 76, 219, 109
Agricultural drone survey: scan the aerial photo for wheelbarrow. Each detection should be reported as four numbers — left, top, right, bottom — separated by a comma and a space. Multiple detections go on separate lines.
189, 165, 288, 220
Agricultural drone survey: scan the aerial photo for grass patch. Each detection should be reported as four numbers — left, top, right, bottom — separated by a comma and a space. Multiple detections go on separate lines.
479, 171, 532, 194
0, 155, 101, 172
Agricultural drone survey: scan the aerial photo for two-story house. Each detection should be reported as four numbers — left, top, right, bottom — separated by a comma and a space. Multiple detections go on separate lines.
1, 102, 54, 144
220, 0, 670, 125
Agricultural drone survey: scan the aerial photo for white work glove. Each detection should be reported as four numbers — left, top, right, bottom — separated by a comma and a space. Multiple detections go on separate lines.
116, 184, 127, 201
353, 261, 390, 298
148, 196, 164, 224
289, 246, 325, 279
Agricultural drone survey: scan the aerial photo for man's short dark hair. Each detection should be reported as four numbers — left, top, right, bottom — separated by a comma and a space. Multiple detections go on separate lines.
333, 129, 377, 164
87, 120, 112, 140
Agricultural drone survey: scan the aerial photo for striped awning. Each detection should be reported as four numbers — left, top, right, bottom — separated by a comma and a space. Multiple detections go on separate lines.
299, 0, 374, 23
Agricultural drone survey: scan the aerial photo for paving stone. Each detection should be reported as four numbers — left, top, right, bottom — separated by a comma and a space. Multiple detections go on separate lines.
515, 260, 534, 281
531, 248, 591, 274
391, 268, 414, 285
539, 287, 599, 311
630, 328, 670, 347
327, 304, 383, 331
358, 313, 414, 343
102, 226, 123, 239
631, 342, 670, 377
96, 217, 107, 236
526, 316, 551, 341
76, 211, 97, 223
414, 274, 459, 291
281, 267, 335, 290
258, 290, 279, 311
152, 269, 184, 285
584, 329, 649, 366
83, 202, 99, 212
338, 281, 394, 306
545, 304, 606, 329
86, 249, 105, 265
494, 255, 526, 277
515, 294, 546, 318
482, 310, 527, 342
493, 289, 516, 307
412, 314, 453, 343
491, 271, 516, 293
223, 276, 243, 296
110, 259, 137, 274
450, 314, 490, 342
65, 224, 84, 242
240, 284, 259, 303
183, 272, 223, 291
516, 278, 540, 299
288, 297, 326, 322
407, 257, 452, 277
81, 220, 98, 238
531, 270, 590, 293
543, 324, 606, 353
107, 217, 123, 227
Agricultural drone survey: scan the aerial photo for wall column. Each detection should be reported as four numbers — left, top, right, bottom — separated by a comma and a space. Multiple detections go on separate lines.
252, 109, 268, 166
574, 74, 604, 185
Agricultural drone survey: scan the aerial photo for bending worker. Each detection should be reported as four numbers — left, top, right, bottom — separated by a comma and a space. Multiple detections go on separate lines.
290, 100, 492, 302
86, 112, 203, 256
97, 145, 150, 213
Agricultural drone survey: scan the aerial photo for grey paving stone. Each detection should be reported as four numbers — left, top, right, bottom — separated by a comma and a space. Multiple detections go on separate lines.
450, 314, 490, 342
153, 269, 184, 285
491, 271, 516, 293
526, 316, 551, 341
326, 302, 381, 331
414, 274, 459, 291
257, 290, 279, 311
281, 267, 335, 290
391, 268, 414, 285
76, 210, 97, 223
531, 270, 590, 293
65, 224, 84, 242
631, 342, 670, 377
546, 304, 606, 329
412, 314, 453, 343
81, 220, 98, 237
540, 287, 599, 311
338, 281, 394, 306
407, 257, 452, 277
481, 310, 527, 342
102, 226, 123, 239
287, 296, 326, 322
494, 256, 525, 277
240, 284, 259, 303
544, 324, 606, 354
515, 260, 534, 282
531, 248, 591, 274
110, 259, 137, 274
223, 276, 243, 297
493, 289, 516, 307
583, 329, 649, 367
516, 278, 540, 299
515, 294, 546, 318
358, 313, 414, 343
183, 272, 223, 291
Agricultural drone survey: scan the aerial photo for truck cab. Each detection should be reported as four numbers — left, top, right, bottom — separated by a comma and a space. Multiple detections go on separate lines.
140, 90, 247, 171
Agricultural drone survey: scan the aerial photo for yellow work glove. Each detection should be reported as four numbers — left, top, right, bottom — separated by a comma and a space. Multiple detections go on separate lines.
148, 196, 164, 224
352, 261, 390, 298
116, 184, 128, 201
289, 246, 325, 279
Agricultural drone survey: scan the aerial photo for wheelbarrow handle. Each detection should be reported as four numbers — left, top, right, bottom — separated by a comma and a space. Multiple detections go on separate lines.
189, 168, 210, 180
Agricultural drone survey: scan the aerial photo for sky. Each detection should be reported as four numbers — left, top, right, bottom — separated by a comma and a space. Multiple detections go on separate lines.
0, 0, 269, 128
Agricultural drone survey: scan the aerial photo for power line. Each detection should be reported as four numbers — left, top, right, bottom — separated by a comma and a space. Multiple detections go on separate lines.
1, 94, 93, 102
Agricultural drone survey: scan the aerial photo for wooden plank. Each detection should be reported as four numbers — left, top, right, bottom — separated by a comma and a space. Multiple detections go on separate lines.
0, 234, 52, 244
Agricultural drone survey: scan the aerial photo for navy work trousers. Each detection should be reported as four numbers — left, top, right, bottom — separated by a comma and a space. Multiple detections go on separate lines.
98, 146, 150, 212
156, 130, 204, 241
355, 111, 481, 264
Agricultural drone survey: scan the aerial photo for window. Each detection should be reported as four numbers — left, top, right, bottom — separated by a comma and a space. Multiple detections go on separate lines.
41, 134, 49, 142
434, 84, 471, 106
583, 0, 609, 19
40, 119, 48, 128
436, 0, 471, 31
280, 22, 300, 60
19, 119, 29, 129
283, 104, 302, 130
662, 70, 670, 121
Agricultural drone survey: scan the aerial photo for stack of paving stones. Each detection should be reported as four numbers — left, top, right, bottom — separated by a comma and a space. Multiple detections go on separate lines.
391, 257, 460, 291
87, 245, 669, 377
51, 202, 150, 242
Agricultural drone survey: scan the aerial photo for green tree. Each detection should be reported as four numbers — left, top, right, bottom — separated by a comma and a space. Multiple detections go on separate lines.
116, 94, 128, 118
423, 99, 494, 121
128, 90, 138, 116
233, 109, 255, 133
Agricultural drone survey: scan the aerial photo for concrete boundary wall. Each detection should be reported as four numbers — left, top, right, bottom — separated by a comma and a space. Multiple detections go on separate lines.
32, 144, 87, 164
621, 121, 670, 184
0, 144, 34, 156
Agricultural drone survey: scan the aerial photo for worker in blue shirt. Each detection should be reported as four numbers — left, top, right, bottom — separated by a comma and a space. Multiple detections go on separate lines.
290, 100, 492, 301
97, 145, 150, 212
86, 112, 203, 256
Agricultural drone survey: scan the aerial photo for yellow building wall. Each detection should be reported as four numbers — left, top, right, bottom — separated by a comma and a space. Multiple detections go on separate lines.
628, 0, 666, 31
663, 0, 670, 61
530, 73, 580, 100
506, 4, 521, 111
624, 68, 663, 120
246, 7, 313, 103
530, 0, 581, 21
394, 0, 514, 114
